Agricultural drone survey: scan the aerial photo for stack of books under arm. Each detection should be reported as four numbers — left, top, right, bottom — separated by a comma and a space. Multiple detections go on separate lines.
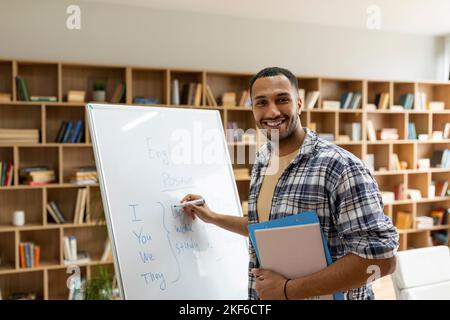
0, 128, 39, 144
19, 242, 40, 268
20, 166, 55, 185
63, 235, 91, 266
71, 166, 98, 185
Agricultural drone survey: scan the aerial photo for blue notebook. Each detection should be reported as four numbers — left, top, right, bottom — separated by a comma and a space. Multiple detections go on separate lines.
248, 211, 345, 300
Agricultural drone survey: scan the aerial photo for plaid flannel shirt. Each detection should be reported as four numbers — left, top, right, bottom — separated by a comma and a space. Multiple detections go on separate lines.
247, 128, 399, 300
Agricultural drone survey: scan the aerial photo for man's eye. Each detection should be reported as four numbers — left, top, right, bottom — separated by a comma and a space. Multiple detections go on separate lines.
278, 98, 289, 103
256, 101, 266, 106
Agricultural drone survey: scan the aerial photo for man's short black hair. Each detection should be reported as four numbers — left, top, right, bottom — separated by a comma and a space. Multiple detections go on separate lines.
249, 67, 298, 97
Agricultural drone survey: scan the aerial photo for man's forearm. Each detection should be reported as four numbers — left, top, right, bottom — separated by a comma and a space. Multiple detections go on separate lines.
211, 213, 248, 237
286, 253, 396, 299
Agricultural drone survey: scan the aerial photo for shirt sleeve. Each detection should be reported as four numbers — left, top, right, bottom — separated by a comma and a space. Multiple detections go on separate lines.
329, 160, 399, 260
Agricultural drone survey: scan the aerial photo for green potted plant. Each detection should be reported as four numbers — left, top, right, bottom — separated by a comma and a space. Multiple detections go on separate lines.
93, 80, 106, 102
85, 266, 113, 300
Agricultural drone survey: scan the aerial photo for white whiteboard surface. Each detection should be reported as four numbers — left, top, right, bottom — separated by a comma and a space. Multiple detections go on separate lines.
87, 104, 249, 300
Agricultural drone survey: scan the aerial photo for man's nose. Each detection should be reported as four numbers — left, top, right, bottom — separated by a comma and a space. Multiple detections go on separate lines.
265, 101, 281, 119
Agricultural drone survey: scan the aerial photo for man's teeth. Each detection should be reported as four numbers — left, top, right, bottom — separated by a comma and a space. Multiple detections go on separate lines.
265, 120, 284, 127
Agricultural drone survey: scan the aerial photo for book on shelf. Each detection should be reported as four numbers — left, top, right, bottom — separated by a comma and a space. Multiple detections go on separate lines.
71, 166, 98, 185
390, 105, 404, 111
407, 122, 417, 140
375, 92, 389, 110
435, 180, 449, 197
407, 189, 422, 201
171, 79, 180, 105
19, 166, 55, 185
0, 92, 11, 102
317, 133, 334, 142
30, 96, 57, 102
0, 160, 14, 186
428, 101, 445, 111
395, 211, 412, 229
337, 135, 350, 142
322, 100, 340, 110
100, 239, 113, 262
55, 120, 84, 143
400, 93, 414, 110
364, 154, 375, 172
366, 120, 377, 142
344, 122, 361, 141
205, 85, 218, 107
418, 133, 429, 141
0, 128, 39, 144
378, 128, 399, 140
15, 76, 30, 101
238, 90, 252, 107
431, 209, 446, 225
428, 182, 436, 199
19, 242, 40, 268
381, 191, 395, 204
67, 90, 86, 103
180, 82, 202, 105
339, 91, 361, 109
391, 153, 401, 171
305, 91, 320, 109
132, 97, 160, 104
46, 201, 67, 224
431, 149, 450, 168
415, 92, 427, 111
366, 103, 377, 111
340, 92, 353, 109
417, 158, 430, 170
444, 123, 450, 139
393, 183, 406, 200
110, 82, 125, 103
416, 216, 434, 229
73, 188, 88, 224
221, 92, 237, 107
63, 235, 91, 265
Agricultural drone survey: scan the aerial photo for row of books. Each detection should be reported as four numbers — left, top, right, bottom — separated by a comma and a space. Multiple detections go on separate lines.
374, 92, 390, 110
63, 235, 91, 265
0, 160, 13, 186
432, 149, 450, 169
19, 242, 40, 268
55, 120, 84, 143
171, 80, 202, 106
46, 201, 67, 224
16, 76, 57, 102
396, 208, 449, 230
19, 166, 55, 185
0, 128, 39, 144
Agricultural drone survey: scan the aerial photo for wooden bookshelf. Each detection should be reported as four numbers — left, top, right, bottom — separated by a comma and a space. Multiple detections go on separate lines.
0, 58, 449, 299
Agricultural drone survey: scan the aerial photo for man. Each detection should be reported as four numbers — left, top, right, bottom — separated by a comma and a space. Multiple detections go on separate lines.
181, 67, 398, 300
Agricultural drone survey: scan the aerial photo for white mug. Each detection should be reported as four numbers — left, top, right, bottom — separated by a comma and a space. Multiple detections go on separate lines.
12, 210, 25, 226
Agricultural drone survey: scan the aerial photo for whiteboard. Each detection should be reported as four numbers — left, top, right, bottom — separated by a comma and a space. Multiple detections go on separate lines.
87, 104, 249, 300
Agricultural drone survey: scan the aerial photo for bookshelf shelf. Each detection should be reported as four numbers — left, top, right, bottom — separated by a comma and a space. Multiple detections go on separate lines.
1, 57, 450, 298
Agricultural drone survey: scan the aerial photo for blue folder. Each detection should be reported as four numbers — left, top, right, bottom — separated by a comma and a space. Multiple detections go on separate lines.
248, 210, 345, 300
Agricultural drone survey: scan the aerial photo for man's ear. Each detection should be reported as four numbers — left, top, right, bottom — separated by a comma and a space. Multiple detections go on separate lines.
297, 95, 303, 115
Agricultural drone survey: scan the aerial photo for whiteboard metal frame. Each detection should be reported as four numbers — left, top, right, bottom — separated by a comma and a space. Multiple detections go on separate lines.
86, 103, 245, 300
